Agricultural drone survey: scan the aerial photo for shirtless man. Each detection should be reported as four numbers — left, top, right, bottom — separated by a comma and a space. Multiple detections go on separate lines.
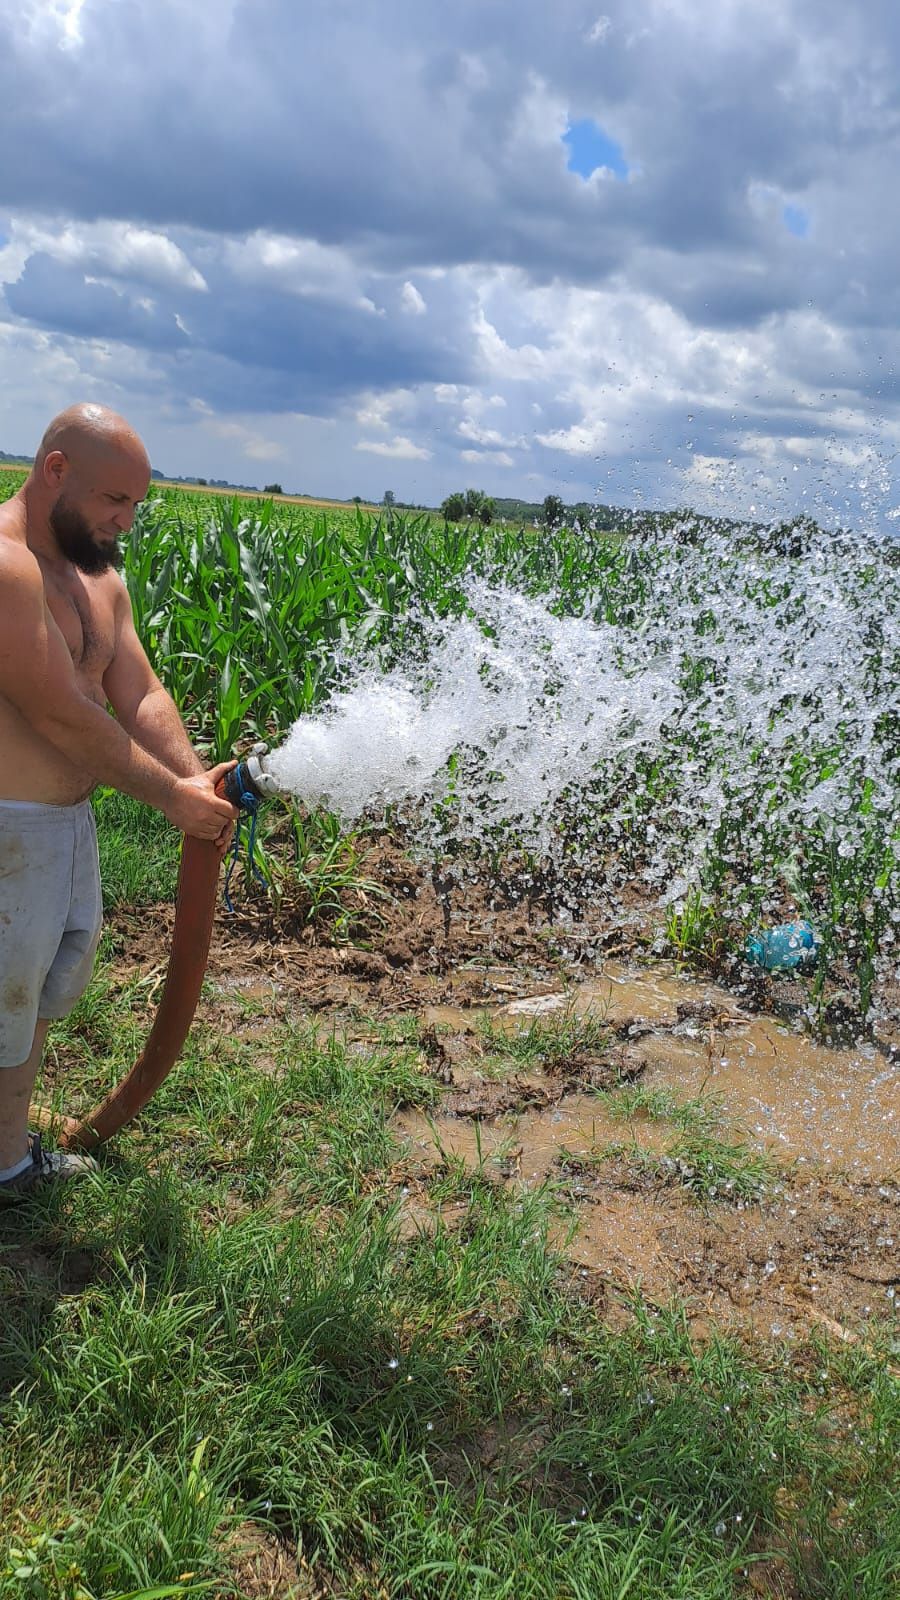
0, 403, 238, 1195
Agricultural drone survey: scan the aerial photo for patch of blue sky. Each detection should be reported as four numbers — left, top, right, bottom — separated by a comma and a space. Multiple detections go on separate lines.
783, 204, 810, 237
563, 119, 628, 180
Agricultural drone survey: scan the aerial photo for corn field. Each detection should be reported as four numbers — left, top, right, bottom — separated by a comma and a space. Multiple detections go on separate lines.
1, 469, 898, 1024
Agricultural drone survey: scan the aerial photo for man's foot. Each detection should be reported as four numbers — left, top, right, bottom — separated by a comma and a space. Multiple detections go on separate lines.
0, 1131, 97, 1198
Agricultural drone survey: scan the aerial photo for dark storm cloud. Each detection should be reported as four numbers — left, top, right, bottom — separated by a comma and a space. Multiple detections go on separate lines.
2, 0, 900, 510
4, 252, 188, 348
176, 281, 473, 414
0, 0, 853, 281
1, 0, 899, 313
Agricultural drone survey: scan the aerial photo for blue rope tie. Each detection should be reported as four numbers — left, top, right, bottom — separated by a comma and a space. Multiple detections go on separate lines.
223, 786, 267, 913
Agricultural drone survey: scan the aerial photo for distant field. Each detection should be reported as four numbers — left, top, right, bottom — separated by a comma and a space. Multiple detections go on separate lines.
0, 464, 26, 496
155, 478, 386, 512
0, 463, 385, 516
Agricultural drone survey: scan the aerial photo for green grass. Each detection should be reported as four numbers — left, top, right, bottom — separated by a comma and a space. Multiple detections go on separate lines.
474, 1006, 611, 1076
600, 1083, 723, 1136
592, 1129, 777, 1206
3, 961, 898, 1599
584, 1090, 777, 1203
664, 889, 729, 969
93, 789, 182, 909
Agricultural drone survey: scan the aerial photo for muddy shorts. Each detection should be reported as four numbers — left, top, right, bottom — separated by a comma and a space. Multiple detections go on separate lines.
0, 799, 102, 1068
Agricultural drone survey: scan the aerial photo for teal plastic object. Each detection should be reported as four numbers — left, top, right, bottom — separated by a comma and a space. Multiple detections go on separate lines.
744, 920, 818, 972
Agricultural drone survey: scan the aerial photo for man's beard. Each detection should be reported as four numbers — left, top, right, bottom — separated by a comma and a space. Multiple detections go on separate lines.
49, 496, 123, 575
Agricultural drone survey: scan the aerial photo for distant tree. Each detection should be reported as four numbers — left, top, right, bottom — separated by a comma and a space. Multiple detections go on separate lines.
541, 493, 566, 529
352, 494, 362, 504
263, 482, 283, 495
441, 487, 495, 524
196, 477, 207, 486
383, 489, 396, 507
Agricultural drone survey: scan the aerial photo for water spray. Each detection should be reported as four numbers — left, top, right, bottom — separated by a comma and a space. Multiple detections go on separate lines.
30, 525, 900, 1146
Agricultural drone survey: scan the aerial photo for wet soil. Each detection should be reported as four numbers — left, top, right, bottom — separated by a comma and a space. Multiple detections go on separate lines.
108, 839, 614, 1011
102, 841, 900, 1353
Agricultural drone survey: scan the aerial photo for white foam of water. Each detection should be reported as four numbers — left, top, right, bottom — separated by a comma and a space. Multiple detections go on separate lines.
266, 584, 676, 826
264, 528, 900, 1016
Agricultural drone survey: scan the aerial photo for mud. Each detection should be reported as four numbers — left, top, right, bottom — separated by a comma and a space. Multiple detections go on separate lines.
490, 966, 898, 1180
398, 1104, 898, 1347
563, 1175, 899, 1347
99, 841, 900, 1350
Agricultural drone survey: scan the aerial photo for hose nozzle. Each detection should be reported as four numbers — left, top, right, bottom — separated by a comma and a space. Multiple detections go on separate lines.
222, 745, 284, 811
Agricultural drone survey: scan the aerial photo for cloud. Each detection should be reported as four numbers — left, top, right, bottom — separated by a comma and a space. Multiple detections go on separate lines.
224, 232, 373, 310
457, 417, 520, 449
4, 252, 188, 349
401, 281, 427, 315
460, 448, 514, 466
0, 0, 897, 516
586, 16, 612, 45
0, 218, 207, 296
355, 435, 432, 460
189, 402, 285, 462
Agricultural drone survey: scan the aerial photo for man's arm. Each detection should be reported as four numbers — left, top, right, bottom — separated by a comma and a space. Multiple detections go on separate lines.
0, 549, 236, 841
103, 581, 204, 779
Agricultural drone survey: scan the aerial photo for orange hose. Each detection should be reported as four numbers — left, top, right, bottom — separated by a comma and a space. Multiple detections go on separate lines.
53, 835, 222, 1151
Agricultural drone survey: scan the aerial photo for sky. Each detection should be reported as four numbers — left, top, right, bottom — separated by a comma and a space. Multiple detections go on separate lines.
1, 0, 900, 525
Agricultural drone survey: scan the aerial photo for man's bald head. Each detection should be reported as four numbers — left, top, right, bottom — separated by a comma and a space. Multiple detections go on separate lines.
36, 403, 151, 478
30, 403, 152, 575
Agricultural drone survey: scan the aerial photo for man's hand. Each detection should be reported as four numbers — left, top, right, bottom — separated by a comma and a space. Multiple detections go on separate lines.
164, 762, 239, 842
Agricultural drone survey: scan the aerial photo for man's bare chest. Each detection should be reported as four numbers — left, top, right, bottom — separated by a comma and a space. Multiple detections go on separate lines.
44, 577, 116, 677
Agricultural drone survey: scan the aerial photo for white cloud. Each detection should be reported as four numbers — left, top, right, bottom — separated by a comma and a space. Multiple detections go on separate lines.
461, 448, 514, 466
355, 434, 432, 459
458, 417, 519, 448
355, 388, 417, 431
401, 280, 427, 315
225, 232, 373, 310
508, 72, 569, 157
26, 0, 87, 50
0, 217, 207, 292
199, 412, 284, 461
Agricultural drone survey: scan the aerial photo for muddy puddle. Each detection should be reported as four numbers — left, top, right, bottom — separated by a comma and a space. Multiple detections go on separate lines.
395, 961, 900, 1343
406, 962, 899, 1181
195, 922, 899, 1340
397, 1093, 671, 1184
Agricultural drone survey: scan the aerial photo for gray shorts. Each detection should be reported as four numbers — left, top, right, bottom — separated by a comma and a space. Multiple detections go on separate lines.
0, 799, 102, 1068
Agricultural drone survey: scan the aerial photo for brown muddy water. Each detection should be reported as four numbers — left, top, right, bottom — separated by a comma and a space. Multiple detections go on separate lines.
395, 961, 899, 1343
402, 961, 899, 1181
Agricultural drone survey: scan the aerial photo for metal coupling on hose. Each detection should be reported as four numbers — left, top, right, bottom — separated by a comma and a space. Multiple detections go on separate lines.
222, 743, 285, 811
